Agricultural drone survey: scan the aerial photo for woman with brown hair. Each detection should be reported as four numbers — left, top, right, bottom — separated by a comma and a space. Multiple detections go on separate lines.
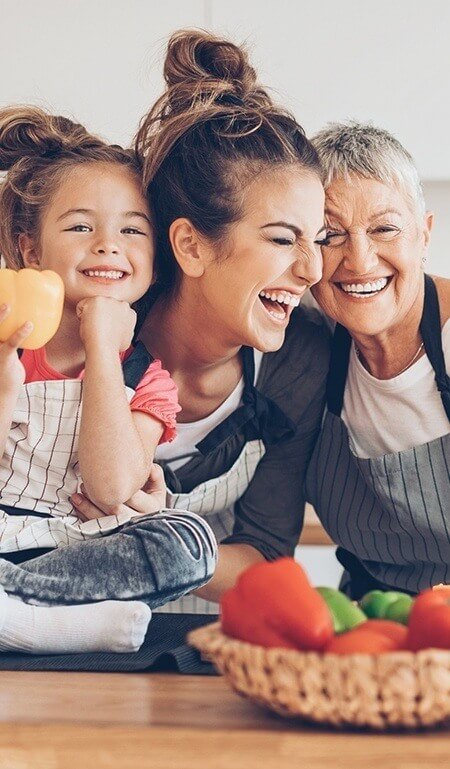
0, 30, 329, 665
73, 29, 329, 614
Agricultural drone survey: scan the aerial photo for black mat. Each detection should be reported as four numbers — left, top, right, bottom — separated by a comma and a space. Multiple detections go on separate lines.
0, 614, 218, 675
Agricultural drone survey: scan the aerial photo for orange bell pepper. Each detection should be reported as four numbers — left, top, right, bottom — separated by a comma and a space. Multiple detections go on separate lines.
0, 269, 64, 349
220, 558, 334, 651
325, 619, 407, 655
405, 586, 450, 651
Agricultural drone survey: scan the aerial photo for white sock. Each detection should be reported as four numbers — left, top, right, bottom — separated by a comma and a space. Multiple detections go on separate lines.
0, 587, 151, 654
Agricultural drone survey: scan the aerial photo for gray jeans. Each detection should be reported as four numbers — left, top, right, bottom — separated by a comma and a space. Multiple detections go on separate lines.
0, 510, 218, 608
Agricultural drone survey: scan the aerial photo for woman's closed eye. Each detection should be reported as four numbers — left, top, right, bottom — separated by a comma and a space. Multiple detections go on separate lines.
272, 236, 295, 246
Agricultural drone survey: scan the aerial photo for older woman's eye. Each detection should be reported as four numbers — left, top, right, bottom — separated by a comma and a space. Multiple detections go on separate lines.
370, 226, 400, 241
321, 231, 347, 247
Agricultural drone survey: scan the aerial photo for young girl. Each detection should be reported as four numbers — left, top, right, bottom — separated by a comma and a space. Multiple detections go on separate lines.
0, 107, 217, 653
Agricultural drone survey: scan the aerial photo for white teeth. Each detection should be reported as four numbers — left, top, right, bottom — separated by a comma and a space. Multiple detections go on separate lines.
259, 291, 301, 307
267, 309, 286, 320
340, 277, 388, 294
84, 270, 124, 280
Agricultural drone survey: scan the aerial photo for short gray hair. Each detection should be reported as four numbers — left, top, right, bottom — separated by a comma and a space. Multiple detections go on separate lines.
312, 121, 425, 216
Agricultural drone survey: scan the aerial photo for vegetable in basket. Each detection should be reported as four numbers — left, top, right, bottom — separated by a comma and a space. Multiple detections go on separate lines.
405, 586, 450, 651
316, 586, 366, 633
221, 558, 334, 651
360, 589, 413, 625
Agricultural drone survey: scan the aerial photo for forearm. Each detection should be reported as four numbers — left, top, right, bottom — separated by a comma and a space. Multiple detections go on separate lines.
193, 543, 265, 603
0, 390, 19, 460
79, 347, 151, 506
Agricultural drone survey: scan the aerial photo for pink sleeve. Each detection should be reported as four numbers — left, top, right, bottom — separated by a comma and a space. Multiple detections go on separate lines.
129, 359, 181, 444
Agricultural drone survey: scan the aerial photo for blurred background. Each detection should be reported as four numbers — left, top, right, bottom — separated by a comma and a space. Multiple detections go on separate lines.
1, 0, 448, 276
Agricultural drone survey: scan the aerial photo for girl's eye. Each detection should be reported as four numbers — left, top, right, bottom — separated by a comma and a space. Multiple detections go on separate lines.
122, 227, 146, 235
65, 225, 91, 233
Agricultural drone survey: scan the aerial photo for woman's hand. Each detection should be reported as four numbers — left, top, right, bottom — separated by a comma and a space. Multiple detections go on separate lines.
71, 463, 167, 521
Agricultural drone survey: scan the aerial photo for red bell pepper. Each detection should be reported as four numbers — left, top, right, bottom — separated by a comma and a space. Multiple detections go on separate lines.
220, 558, 334, 651
405, 586, 450, 651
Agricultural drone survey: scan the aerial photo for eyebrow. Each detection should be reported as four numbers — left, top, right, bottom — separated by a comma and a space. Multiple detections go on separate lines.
57, 208, 151, 225
324, 207, 402, 219
261, 221, 327, 237
369, 208, 402, 219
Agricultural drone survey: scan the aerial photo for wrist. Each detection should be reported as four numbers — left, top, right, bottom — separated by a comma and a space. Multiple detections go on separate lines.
83, 340, 121, 362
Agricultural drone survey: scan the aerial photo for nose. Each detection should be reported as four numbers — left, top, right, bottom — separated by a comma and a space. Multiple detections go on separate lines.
342, 233, 379, 274
91, 231, 120, 256
291, 244, 323, 287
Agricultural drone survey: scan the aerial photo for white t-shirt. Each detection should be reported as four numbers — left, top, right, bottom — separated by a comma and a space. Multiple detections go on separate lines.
342, 319, 450, 458
155, 350, 264, 470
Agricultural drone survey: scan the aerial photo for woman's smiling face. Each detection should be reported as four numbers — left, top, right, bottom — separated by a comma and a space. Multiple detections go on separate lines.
311, 175, 433, 337
192, 167, 325, 352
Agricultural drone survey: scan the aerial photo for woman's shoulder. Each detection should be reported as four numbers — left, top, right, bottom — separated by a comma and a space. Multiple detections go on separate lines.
433, 275, 450, 326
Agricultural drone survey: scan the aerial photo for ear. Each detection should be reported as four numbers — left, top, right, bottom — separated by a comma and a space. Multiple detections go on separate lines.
422, 211, 434, 250
18, 234, 41, 269
168, 218, 210, 278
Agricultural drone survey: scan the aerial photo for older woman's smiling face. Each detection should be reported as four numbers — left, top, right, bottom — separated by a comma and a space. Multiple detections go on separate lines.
311, 175, 433, 337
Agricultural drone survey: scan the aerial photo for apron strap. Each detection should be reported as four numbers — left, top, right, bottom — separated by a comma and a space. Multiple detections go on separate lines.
122, 341, 154, 390
196, 346, 296, 455
326, 323, 352, 416
420, 274, 450, 421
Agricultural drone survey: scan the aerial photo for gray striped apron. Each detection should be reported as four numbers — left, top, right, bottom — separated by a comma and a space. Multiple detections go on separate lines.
306, 275, 450, 597
0, 342, 154, 554
155, 345, 296, 614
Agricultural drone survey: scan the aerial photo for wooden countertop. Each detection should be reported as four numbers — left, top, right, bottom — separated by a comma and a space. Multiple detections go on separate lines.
0, 671, 447, 769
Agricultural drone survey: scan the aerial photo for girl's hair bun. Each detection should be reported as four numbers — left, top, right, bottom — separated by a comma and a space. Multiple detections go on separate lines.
0, 106, 99, 171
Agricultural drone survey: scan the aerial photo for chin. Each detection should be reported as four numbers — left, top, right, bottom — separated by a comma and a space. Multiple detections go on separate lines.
251, 330, 286, 353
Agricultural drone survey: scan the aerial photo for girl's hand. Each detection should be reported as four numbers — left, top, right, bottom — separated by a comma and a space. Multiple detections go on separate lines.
71, 463, 167, 521
0, 304, 33, 395
76, 296, 136, 353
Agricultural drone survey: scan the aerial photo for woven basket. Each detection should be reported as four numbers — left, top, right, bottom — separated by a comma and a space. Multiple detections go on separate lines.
188, 622, 450, 729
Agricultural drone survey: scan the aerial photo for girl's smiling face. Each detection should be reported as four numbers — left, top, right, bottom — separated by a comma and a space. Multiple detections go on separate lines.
311, 175, 433, 337
20, 162, 154, 309
184, 167, 325, 352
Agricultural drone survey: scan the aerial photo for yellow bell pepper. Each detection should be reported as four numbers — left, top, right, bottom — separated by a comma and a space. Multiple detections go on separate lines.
0, 268, 64, 349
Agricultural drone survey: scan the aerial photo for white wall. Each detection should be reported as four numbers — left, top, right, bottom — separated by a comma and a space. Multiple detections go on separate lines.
209, 0, 450, 180
1, 0, 449, 179
423, 182, 450, 278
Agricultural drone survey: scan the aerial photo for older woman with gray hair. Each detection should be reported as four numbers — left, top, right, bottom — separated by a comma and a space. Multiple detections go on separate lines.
306, 122, 450, 599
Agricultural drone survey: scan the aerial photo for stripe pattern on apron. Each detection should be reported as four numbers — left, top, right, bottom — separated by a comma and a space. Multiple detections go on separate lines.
0, 343, 154, 552
306, 275, 450, 596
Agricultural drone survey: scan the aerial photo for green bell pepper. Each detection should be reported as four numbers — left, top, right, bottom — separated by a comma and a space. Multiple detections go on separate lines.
316, 587, 367, 634
359, 590, 413, 625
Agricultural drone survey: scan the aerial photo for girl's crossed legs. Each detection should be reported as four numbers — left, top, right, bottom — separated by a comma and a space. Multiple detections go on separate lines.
0, 510, 217, 654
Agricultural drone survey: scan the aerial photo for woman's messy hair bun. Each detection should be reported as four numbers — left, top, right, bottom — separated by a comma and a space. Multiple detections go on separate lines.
162, 29, 265, 110
135, 29, 322, 299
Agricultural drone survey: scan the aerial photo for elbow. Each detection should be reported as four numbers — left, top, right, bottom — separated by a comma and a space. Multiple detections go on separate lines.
81, 468, 149, 509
